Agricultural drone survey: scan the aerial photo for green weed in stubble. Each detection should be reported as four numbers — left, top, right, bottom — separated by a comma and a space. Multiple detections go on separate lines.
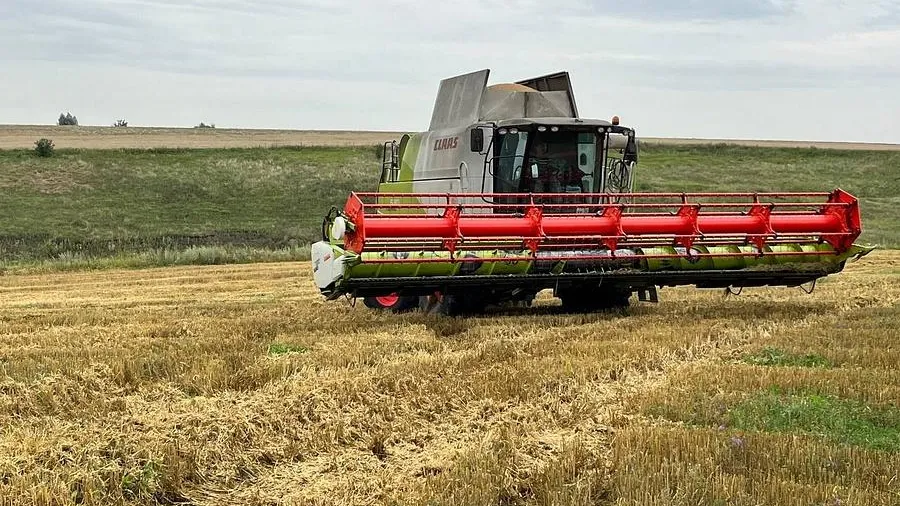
727, 389, 900, 452
120, 460, 160, 500
267, 343, 309, 356
645, 383, 900, 452
743, 347, 834, 368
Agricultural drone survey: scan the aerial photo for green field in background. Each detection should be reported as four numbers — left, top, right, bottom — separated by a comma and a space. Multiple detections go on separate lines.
0, 143, 895, 271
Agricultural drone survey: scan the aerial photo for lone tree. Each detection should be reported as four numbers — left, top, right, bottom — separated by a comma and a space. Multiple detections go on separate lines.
57, 112, 78, 126
113, 119, 128, 127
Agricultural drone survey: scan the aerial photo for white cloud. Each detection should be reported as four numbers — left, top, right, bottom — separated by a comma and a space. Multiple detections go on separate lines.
0, 0, 897, 141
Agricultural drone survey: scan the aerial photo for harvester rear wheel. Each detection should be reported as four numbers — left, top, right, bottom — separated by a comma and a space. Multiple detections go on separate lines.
363, 294, 418, 312
559, 287, 631, 313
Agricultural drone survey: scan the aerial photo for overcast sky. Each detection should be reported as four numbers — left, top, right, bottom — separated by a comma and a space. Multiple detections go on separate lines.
1, 0, 899, 142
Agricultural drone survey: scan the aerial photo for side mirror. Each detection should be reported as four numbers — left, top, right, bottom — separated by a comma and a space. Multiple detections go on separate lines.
470, 128, 484, 153
624, 136, 639, 163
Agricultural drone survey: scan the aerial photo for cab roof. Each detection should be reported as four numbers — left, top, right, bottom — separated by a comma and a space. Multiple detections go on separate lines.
494, 117, 634, 134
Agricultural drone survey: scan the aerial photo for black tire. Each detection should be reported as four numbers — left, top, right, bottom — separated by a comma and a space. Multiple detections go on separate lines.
363, 294, 418, 312
559, 287, 631, 313
418, 294, 485, 316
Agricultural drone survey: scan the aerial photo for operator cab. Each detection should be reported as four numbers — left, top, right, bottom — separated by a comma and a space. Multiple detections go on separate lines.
485, 119, 638, 209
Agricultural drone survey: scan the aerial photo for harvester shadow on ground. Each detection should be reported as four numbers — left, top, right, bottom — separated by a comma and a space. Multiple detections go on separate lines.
385, 296, 841, 339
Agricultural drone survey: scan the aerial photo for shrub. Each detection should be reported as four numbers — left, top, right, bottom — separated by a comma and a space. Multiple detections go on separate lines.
113, 119, 128, 127
57, 113, 78, 126
34, 138, 55, 157
194, 122, 216, 129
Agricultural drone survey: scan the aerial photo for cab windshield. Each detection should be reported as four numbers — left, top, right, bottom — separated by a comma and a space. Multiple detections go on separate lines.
494, 129, 598, 195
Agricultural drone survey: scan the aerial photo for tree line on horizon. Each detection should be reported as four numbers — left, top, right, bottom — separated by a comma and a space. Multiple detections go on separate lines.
55, 112, 215, 129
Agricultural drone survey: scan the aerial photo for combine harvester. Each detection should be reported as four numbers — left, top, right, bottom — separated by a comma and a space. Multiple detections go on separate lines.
312, 70, 870, 314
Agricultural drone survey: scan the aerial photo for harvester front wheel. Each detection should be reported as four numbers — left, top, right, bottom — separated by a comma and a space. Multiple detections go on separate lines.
363, 294, 418, 312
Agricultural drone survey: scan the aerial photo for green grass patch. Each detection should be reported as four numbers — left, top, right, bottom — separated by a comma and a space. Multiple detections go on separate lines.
0, 245, 310, 275
727, 389, 900, 452
0, 143, 895, 270
743, 347, 833, 368
0, 146, 380, 264
637, 143, 900, 247
267, 343, 308, 356
121, 460, 161, 500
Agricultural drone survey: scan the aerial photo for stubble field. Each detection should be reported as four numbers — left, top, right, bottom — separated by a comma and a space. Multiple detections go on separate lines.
0, 251, 897, 505
0, 126, 898, 505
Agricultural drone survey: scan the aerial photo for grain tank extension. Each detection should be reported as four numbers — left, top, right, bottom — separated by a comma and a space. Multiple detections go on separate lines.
312, 69, 870, 314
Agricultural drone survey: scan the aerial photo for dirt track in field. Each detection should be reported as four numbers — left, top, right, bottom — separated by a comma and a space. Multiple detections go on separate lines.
2, 125, 900, 150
